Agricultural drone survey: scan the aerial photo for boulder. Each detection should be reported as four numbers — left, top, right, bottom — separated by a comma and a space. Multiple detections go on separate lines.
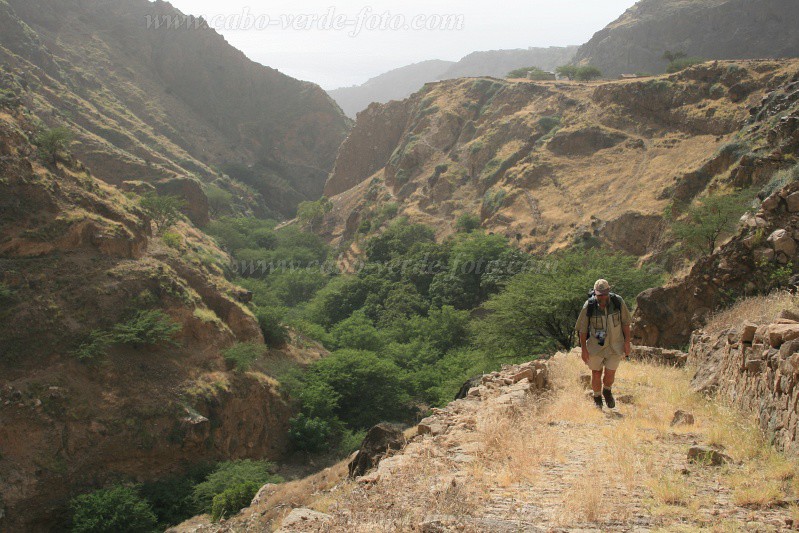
670, 410, 695, 426
276, 508, 332, 532
768, 323, 799, 348
348, 423, 406, 478
740, 322, 758, 343
687, 445, 732, 466
768, 229, 797, 257
787, 191, 799, 213
454, 375, 482, 400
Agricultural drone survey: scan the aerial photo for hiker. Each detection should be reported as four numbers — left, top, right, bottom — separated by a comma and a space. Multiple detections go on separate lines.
574, 279, 632, 409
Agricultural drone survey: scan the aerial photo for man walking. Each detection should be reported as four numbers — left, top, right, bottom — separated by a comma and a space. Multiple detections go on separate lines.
575, 279, 632, 409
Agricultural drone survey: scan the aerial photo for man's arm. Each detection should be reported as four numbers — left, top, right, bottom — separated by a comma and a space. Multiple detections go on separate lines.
579, 331, 589, 363
622, 324, 631, 356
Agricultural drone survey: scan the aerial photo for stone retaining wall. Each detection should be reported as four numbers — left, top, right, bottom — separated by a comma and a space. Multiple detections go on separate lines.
689, 313, 799, 454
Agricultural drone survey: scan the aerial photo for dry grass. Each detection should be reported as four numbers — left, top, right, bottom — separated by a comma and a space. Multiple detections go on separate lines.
647, 471, 694, 506
703, 290, 799, 336
559, 474, 604, 524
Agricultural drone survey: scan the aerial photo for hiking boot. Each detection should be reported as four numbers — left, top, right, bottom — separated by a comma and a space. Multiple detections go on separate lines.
593, 395, 603, 409
603, 388, 615, 409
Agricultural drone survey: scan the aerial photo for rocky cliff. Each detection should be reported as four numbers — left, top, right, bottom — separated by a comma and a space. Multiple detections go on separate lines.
0, 0, 351, 219
574, 0, 799, 78
0, 103, 326, 530
319, 60, 799, 257
632, 69, 799, 348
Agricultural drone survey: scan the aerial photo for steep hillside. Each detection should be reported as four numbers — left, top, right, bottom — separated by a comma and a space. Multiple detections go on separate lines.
319, 60, 799, 257
327, 47, 577, 118
0, 105, 327, 531
632, 68, 799, 348
173, 352, 799, 531
0, 0, 351, 219
574, 0, 799, 78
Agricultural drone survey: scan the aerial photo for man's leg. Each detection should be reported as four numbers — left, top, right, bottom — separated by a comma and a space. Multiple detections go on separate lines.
591, 369, 603, 395
603, 369, 616, 389
591, 369, 604, 408
602, 369, 616, 408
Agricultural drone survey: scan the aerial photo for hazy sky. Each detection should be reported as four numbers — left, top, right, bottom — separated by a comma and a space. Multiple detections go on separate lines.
166, 0, 639, 89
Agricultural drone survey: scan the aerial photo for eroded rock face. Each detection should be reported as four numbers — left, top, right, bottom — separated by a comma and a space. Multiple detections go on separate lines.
324, 99, 413, 197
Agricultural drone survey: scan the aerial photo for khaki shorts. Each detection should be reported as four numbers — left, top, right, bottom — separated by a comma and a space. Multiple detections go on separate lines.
587, 352, 623, 371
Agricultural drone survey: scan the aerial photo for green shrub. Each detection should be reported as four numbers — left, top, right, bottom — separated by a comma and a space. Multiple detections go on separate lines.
0, 283, 15, 302
537, 115, 561, 134
482, 189, 507, 216
709, 83, 726, 99
255, 308, 289, 347
140, 193, 186, 235
507, 67, 555, 80
556, 65, 602, 81
297, 197, 332, 227
73, 310, 181, 360
221, 342, 266, 371
205, 184, 234, 218
288, 413, 333, 452
358, 218, 372, 234
161, 232, 182, 249
70, 485, 157, 533
210, 481, 260, 521
108, 310, 182, 348
192, 460, 282, 514
73, 330, 114, 361
329, 310, 384, 351
337, 428, 367, 456
303, 349, 411, 429
666, 57, 704, 73
34, 126, 73, 164
455, 213, 481, 233
672, 189, 754, 257
139, 464, 214, 528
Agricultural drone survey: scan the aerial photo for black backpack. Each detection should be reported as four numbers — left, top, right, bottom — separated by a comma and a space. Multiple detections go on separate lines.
583, 290, 622, 334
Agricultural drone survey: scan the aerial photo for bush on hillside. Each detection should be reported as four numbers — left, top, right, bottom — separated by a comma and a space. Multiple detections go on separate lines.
221, 342, 266, 372
140, 193, 187, 235
70, 485, 157, 533
555, 65, 602, 81
672, 189, 754, 257
666, 57, 704, 73
192, 460, 282, 514
210, 482, 261, 522
74, 310, 181, 360
473, 249, 663, 356
35, 126, 73, 164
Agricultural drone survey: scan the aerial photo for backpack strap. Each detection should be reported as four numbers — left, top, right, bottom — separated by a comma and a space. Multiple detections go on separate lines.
584, 293, 622, 335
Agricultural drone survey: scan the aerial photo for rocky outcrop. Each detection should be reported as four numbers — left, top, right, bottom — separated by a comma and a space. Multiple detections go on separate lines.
348, 423, 407, 478
324, 99, 413, 197
574, 0, 799, 78
689, 315, 799, 454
